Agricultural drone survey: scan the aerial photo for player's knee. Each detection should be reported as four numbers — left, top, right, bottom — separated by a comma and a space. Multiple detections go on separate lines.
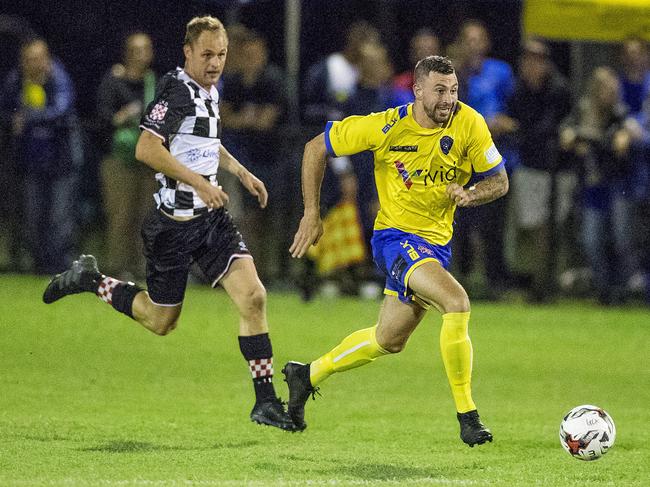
442, 291, 471, 314
150, 317, 178, 336
383, 341, 406, 353
241, 284, 267, 315
141, 311, 179, 336
377, 335, 408, 354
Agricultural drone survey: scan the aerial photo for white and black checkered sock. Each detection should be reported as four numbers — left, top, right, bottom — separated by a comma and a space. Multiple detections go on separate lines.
239, 334, 276, 402
249, 358, 275, 402
96, 277, 144, 319
96, 277, 121, 305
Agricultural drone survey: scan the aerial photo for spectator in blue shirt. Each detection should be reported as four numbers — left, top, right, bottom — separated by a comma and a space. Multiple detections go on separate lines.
448, 20, 515, 299
0, 38, 82, 273
618, 37, 650, 117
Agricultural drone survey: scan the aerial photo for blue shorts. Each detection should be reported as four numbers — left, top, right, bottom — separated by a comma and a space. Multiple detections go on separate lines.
371, 228, 451, 305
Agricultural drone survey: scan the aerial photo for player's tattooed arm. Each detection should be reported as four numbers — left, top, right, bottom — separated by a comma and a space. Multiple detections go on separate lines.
446, 167, 508, 207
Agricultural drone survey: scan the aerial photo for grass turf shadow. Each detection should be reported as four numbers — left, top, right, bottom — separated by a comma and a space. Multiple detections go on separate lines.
80, 439, 260, 453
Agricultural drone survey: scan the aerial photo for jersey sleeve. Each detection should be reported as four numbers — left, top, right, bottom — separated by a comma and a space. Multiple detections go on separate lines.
466, 111, 504, 176
140, 77, 189, 142
324, 112, 385, 157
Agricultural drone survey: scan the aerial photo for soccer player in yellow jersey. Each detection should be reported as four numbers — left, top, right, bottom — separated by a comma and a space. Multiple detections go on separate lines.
282, 56, 508, 446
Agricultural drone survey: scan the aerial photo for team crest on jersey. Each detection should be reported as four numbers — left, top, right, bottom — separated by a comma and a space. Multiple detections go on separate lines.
148, 100, 169, 122
440, 136, 454, 155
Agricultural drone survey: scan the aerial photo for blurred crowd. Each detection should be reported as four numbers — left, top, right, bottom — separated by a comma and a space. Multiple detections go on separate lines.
1, 17, 649, 306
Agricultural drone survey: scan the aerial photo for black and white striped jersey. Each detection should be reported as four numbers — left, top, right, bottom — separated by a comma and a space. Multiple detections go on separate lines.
140, 68, 222, 217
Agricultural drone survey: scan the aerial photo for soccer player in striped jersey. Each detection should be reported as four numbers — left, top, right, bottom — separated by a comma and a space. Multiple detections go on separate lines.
43, 16, 297, 432
283, 55, 508, 446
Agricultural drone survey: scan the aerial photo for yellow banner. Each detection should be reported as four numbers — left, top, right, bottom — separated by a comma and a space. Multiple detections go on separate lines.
524, 0, 650, 42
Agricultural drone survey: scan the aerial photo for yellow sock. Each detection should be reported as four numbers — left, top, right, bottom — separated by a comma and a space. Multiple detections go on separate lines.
440, 312, 476, 413
310, 325, 390, 386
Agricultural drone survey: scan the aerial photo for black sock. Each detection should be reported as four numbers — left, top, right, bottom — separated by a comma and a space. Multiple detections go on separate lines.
238, 333, 276, 403
96, 277, 144, 319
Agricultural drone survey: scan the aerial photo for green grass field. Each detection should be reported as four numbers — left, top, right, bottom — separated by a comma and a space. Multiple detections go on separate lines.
1, 275, 649, 486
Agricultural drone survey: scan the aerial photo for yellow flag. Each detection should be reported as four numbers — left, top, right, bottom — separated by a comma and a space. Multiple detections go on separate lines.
307, 202, 367, 275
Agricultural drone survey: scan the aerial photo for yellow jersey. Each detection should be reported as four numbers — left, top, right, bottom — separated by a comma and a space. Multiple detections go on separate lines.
324, 102, 504, 245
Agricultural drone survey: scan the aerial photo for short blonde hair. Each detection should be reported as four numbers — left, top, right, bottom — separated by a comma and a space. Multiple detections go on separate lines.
184, 16, 226, 46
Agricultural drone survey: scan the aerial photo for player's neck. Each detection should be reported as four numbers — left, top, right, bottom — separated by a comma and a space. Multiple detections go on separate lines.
183, 66, 213, 92
412, 103, 444, 129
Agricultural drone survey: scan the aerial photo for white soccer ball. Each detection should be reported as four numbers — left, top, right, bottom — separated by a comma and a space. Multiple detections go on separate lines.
559, 404, 616, 461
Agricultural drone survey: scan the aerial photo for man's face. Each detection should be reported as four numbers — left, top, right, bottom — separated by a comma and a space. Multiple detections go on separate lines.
414, 71, 458, 125
410, 34, 440, 65
596, 76, 620, 107
622, 40, 648, 71
21, 40, 51, 84
520, 53, 549, 87
461, 25, 489, 59
126, 34, 153, 68
184, 30, 228, 89
242, 38, 267, 75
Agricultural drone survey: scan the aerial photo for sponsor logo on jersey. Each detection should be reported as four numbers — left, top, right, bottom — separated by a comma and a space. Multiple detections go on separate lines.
394, 160, 413, 189
389, 145, 418, 152
187, 148, 219, 162
394, 161, 457, 189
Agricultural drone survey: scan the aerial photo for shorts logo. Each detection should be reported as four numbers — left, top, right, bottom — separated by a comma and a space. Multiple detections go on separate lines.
401, 240, 420, 260
417, 244, 434, 256
440, 136, 454, 155
148, 100, 169, 122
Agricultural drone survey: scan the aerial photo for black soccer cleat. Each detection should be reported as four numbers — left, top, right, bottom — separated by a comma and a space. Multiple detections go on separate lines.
457, 410, 493, 447
250, 397, 298, 432
282, 361, 319, 431
43, 254, 103, 304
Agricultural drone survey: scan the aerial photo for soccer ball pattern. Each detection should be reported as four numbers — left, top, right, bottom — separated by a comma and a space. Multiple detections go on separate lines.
559, 405, 616, 461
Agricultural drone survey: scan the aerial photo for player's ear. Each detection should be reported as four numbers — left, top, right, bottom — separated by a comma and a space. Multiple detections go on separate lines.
413, 82, 422, 100
183, 43, 192, 59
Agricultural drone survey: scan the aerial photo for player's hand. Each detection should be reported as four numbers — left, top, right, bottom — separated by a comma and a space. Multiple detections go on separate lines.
446, 183, 473, 207
612, 129, 631, 158
239, 169, 268, 208
12, 112, 25, 136
290, 211, 323, 258
197, 182, 229, 209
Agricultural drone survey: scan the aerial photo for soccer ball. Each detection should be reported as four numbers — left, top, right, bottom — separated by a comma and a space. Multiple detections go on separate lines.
559, 405, 616, 461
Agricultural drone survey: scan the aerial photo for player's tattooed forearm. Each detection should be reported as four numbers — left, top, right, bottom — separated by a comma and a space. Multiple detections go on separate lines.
466, 170, 509, 207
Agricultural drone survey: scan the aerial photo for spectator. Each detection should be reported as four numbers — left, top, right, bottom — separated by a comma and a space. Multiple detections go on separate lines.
502, 38, 574, 302
96, 32, 157, 280
449, 20, 515, 298
298, 21, 381, 299
618, 37, 650, 116
393, 28, 440, 95
302, 20, 380, 126
560, 67, 640, 305
342, 42, 395, 250
0, 38, 82, 274
0, 16, 37, 271
630, 90, 650, 303
220, 29, 288, 284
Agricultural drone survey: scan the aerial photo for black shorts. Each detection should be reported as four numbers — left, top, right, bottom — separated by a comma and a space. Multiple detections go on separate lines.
141, 208, 251, 305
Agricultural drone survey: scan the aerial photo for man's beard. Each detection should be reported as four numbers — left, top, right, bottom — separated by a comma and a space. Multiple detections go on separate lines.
424, 102, 453, 124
